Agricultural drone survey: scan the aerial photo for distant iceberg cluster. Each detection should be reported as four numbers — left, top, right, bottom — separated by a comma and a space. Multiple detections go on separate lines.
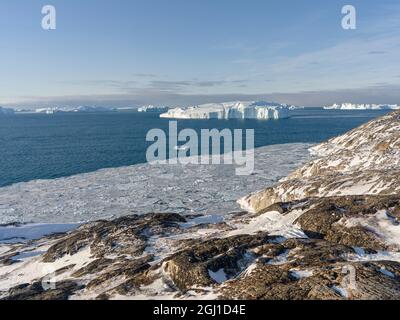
0, 106, 15, 116
138, 105, 169, 113
160, 101, 292, 120
34, 106, 114, 114
324, 103, 400, 110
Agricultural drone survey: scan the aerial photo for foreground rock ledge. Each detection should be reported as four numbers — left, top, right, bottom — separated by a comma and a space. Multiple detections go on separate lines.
1, 111, 400, 300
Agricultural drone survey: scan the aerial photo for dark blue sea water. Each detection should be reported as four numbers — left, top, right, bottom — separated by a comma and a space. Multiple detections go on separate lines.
0, 109, 390, 188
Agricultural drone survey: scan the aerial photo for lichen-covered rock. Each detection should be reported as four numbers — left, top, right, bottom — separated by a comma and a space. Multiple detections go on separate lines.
292, 195, 400, 250
3, 280, 84, 300
42, 213, 185, 263
1, 207, 400, 300
163, 234, 273, 290
219, 239, 400, 300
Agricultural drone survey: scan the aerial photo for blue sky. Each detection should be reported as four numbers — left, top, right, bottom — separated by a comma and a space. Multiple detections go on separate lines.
1, 0, 400, 107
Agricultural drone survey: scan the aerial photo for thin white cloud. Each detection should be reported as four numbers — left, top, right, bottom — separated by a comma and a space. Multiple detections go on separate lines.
4, 83, 400, 109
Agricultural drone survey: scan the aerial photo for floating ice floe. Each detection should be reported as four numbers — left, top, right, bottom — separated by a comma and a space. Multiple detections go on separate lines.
0, 143, 312, 225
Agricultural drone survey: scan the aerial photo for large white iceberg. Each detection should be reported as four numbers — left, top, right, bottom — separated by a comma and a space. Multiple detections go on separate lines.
160, 101, 292, 120
324, 103, 400, 110
0, 107, 15, 116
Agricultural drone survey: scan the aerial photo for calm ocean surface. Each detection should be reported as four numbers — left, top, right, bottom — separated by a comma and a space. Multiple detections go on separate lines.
0, 109, 390, 188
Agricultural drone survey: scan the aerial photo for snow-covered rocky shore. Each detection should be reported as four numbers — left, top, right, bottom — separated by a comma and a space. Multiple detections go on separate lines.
1, 111, 400, 300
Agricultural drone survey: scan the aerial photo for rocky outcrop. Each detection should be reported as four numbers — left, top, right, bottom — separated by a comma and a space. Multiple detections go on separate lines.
3, 281, 84, 300
239, 111, 400, 213
1, 111, 400, 300
2, 205, 400, 300
42, 213, 185, 263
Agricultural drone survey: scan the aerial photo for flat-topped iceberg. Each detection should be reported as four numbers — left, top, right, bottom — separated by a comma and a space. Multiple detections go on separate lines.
324, 103, 400, 110
160, 101, 292, 120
